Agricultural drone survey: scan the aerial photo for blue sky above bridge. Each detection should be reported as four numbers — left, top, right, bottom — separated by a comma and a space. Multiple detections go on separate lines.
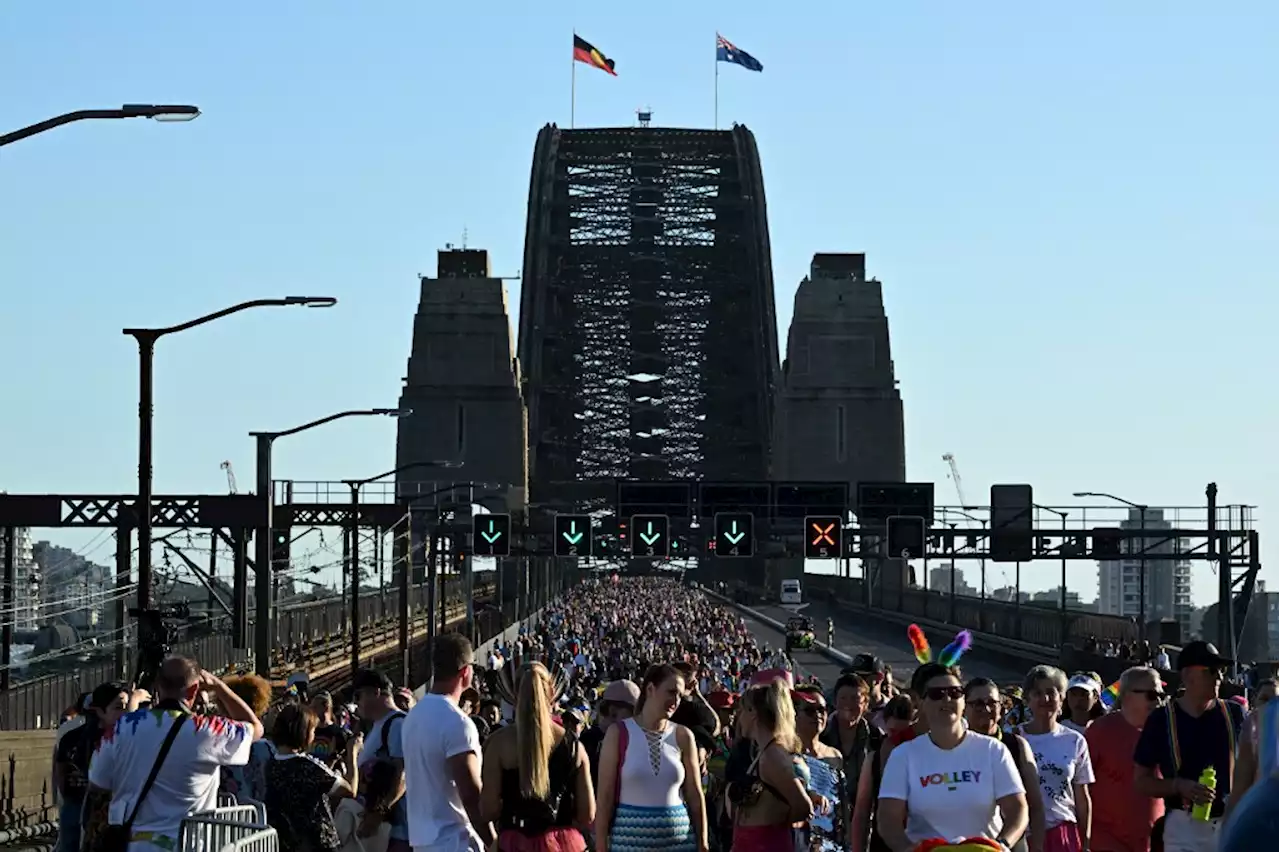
2, 2, 1275, 607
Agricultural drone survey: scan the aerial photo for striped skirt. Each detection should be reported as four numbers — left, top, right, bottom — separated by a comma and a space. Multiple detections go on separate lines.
609, 803, 697, 852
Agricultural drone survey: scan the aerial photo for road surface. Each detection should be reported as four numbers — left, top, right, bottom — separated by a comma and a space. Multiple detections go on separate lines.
741, 598, 1026, 687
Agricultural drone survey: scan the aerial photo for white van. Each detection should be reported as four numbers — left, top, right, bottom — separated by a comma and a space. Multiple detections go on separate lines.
780, 579, 803, 605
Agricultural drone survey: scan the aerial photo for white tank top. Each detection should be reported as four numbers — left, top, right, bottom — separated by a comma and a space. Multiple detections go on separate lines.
617, 718, 686, 808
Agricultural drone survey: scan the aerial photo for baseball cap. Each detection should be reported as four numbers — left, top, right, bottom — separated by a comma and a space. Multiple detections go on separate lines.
1067, 674, 1100, 695
848, 654, 885, 676
601, 680, 640, 707
1177, 641, 1231, 671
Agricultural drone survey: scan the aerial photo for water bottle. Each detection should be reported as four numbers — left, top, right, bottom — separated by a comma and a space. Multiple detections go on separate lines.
1190, 767, 1217, 821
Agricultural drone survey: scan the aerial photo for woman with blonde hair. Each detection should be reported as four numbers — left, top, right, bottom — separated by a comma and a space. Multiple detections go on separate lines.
481, 661, 595, 852
727, 679, 816, 852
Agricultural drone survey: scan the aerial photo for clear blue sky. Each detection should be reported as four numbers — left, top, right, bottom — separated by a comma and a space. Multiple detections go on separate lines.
3, 3, 1276, 609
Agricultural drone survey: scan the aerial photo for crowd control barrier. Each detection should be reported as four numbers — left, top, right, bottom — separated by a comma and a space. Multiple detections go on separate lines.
178, 804, 277, 852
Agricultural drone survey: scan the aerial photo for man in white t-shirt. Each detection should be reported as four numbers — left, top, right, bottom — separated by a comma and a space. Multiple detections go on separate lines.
879, 728, 1026, 848
402, 632, 493, 852
88, 656, 263, 851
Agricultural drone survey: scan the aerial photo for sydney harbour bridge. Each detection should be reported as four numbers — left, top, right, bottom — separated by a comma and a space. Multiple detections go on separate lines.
389, 119, 1256, 666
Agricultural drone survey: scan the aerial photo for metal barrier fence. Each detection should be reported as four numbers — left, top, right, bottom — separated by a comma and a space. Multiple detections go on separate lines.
179, 804, 276, 852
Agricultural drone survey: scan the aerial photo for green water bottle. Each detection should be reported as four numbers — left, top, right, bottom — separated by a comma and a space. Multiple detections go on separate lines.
1189, 767, 1217, 822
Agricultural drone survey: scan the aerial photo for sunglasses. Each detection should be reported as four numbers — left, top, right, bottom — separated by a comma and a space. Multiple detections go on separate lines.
794, 703, 828, 716
968, 698, 1000, 710
924, 686, 964, 702
1129, 688, 1166, 702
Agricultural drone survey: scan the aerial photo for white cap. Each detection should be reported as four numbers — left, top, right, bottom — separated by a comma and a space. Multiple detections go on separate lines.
1067, 674, 1101, 694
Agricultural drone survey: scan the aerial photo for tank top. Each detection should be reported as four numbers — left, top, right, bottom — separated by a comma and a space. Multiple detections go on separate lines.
499, 734, 579, 835
617, 718, 685, 808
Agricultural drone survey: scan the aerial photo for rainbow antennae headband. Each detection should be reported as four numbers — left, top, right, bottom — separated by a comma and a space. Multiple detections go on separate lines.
907, 624, 972, 668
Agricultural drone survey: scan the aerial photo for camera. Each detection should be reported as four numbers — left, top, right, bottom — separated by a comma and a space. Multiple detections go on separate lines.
128, 603, 190, 688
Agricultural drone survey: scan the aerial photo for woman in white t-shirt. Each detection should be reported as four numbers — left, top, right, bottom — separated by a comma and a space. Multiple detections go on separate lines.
877, 663, 1028, 851
1018, 666, 1094, 852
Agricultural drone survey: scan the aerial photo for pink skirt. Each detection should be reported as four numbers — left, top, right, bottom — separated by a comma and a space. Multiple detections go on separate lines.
498, 827, 587, 852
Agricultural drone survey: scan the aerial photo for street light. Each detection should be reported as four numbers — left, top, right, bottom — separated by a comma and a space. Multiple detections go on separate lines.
1, 104, 201, 147
127, 297, 337, 612
1035, 504, 1070, 641
249, 407, 411, 676
1073, 490, 1150, 631
343, 461, 463, 682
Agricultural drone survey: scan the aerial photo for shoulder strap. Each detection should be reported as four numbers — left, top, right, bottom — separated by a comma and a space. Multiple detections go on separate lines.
1166, 701, 1181, 773
375, 712, 405, 759
613, 719, 629, 807
124, 713, 188, 830
1220, 700, 1237, 782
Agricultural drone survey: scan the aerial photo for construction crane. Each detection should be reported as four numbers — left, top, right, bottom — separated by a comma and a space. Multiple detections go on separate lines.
220, 461, 238, 495
942, 453, 968, 507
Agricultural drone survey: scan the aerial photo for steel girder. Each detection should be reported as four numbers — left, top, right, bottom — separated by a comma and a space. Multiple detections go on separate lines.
518, 125, 780, 508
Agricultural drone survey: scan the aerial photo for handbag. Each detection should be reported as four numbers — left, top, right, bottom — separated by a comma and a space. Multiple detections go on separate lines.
93, 714, 188, 852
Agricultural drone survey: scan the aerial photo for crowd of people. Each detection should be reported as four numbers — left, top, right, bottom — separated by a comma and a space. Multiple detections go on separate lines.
47, 575, 1276, 852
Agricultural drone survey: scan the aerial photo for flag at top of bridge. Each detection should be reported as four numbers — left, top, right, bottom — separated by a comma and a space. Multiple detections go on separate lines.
716, 33, 763, 72
574, 34, 617, 75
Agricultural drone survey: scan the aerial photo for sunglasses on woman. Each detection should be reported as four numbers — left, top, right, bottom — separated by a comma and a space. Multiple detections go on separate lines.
924, 686, 964, 702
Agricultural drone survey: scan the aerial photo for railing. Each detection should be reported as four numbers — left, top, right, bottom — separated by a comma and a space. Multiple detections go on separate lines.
0, 576, 498, 730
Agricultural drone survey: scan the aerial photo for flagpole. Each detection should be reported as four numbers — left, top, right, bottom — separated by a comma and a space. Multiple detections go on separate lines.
714, 33, 719, 130
571, 30, 577, 129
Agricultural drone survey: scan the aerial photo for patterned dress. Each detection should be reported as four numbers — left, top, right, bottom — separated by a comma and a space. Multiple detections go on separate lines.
609, 720, 697, 852
800, 754, 847, 852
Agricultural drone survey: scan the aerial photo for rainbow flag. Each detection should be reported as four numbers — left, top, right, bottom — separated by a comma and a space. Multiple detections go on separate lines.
1100, 679, 1122, 709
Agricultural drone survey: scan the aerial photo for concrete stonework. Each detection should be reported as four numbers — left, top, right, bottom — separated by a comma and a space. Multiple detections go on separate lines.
775, 253, 905, 488
396, 249, 528, 492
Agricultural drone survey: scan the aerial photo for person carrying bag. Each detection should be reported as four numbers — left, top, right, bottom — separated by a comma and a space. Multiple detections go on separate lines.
92, 715, 187, 852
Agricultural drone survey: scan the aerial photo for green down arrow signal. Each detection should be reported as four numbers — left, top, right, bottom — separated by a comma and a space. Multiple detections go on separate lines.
481, 519, 503, 544
724, 521, 746, 545
639, 522, 662, 546
562, 522, 584, 545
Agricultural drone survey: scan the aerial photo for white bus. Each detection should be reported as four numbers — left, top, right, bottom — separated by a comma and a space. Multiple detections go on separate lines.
780, 579, 803, 605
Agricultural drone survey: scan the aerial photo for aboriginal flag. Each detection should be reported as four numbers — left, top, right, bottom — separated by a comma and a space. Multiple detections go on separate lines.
574, 34, 617, 76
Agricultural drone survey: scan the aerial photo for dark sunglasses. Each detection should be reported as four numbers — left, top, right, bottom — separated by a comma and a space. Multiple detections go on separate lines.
968, 698, 1000, 710
925, 686, 964, 702
794, 703, 828, 716
1129, 688, 1166, 702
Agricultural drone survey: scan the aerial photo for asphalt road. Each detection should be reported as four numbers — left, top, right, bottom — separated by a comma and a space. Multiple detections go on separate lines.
743, 598, 1027, 687
733, 605, 850, 688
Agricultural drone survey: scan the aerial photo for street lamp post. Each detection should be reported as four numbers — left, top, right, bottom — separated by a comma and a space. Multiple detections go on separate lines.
1, 104, 200, 147
1035, 505, 1070, 643
1073, 491, 1149, 632
343, 461, 463, 683
249, 408, 410, 676
126, 297, 337, 612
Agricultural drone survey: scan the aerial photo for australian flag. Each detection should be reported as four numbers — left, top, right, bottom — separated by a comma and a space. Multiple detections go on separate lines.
716, 33, 763, 72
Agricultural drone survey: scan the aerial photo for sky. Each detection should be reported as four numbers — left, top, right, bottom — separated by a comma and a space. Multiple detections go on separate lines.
2, 3, 1276, 611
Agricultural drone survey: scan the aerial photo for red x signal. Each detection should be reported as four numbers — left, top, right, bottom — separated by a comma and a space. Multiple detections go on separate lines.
810, 523, 836, 547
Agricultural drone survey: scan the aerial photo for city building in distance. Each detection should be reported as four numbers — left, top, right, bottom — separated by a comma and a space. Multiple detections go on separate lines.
1096, 507, 1193, 638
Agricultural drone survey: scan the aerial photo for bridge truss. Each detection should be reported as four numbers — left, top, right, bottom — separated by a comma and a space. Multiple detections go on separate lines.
518, 124, 780, 508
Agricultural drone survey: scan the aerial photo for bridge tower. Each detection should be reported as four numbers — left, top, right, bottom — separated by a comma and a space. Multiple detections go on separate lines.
776, 254, 907, 587
396, 249, 528, 585
518, 124, 780, 523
